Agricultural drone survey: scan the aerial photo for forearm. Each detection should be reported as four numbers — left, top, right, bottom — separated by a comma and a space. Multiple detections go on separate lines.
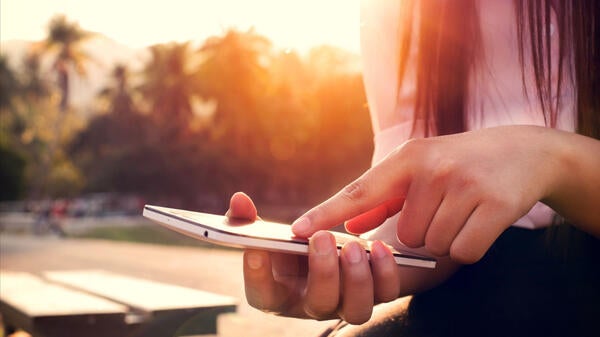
544, 128, 600, 236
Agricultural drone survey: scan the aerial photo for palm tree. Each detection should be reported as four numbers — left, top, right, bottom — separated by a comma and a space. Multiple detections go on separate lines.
17, 15, 94, 198
196, 28, 273, 156
98, 64, 135, 115
197, 29, 271, 120
138, 42, 200, 135
42, 15, 94, 112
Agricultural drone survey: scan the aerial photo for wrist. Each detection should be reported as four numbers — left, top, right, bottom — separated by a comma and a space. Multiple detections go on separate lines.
538, 127, 573, 204
536, 127, 600, 232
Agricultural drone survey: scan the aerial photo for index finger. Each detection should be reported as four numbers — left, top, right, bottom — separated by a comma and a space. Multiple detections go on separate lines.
291, 152, 412, 237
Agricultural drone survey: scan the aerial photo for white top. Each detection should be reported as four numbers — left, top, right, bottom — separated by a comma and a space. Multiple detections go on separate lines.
359, 0, 575, 247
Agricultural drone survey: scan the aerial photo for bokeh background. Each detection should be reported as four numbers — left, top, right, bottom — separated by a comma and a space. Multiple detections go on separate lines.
1, 1, 374, 336
1, 0, 372, 221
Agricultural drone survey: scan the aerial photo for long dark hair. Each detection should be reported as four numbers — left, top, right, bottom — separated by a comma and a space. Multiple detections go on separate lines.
397, 0, 599, 139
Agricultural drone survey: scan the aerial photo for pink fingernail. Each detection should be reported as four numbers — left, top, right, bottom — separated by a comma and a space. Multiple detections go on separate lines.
291, 217, 310, 235
370, 240, 389, 260
345, 241, 363, 264
312, 231, 334, 255
246, 252, 263, 270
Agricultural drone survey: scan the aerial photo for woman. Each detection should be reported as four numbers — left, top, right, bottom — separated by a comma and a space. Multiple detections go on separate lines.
227, 1, 600, 336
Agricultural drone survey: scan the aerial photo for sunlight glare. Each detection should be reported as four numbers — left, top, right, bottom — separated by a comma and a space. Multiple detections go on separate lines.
1, 0, 360, 52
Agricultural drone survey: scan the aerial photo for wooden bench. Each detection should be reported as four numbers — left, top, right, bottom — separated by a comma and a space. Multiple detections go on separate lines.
0, 271, 129, 337
1, 270, 237, 337
44, 270, 238, 336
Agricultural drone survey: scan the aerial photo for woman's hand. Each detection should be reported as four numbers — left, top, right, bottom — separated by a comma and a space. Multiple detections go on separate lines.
227, 192, 401, 324
291, 125, 600, 264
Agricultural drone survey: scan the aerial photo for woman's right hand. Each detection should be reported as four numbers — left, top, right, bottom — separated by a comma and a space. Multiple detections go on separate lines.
226, 192, 402, 324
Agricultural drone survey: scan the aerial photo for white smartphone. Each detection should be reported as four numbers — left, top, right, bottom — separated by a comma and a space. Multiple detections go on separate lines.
143, 204, 436, 268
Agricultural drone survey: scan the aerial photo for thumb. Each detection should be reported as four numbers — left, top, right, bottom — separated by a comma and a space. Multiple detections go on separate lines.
226, 192, 258, 221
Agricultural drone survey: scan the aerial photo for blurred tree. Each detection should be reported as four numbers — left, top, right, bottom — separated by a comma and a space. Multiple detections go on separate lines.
0, 55, 20, 147
97, 64, 136, 115
0, 144, 26, 201
311, 47, 372, 197
21, 51, 52, 102
57, 28, 372, 218
0, 15, 94, 199
1, 50, 84, 199
33, 15, 93, 197
132, 43, 224, 205
194, 29, 274, 199
0, 55, 21, 111
0, 56, 27, 200
40, 14, 94, 112
70, 64, 150, 193
255, 49, 317, 203
197, 29, 271, 141
237, 45, 371, 205
139, 42, 200, 137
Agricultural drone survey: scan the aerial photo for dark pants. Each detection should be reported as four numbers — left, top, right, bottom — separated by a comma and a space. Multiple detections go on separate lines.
324, 224, 600, 337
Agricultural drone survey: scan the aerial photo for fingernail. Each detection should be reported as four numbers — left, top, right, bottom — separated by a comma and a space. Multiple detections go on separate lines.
246, 252, 263, 270
291, 217, 311, 235
370, 240, 389, 260
311, 231, 333, 255
345, 241, 363, 264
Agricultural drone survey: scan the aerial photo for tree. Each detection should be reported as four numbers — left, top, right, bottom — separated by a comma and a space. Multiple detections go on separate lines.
0, 144, 26, 201
41, 14, 94, 112
70, 64, 149, 193
191, 29, 277, 199
301, 46, 372, 199
1, 15, 95, 199
138, 42, 200, 136
1, 50, 84, 199
97, 64, 136, 116
0, 55, 21, 111
0, 56, 27, 200
196, 29, 272, 145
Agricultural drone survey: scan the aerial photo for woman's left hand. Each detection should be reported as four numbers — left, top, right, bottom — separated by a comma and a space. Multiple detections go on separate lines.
291, 125, 600, 263
228, 192, 402, 324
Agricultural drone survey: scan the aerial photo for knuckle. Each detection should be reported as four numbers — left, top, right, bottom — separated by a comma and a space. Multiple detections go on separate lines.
397, 227, 423, 248
449, 242, 482, 264
486, 194, 521, 214
342, 308, 373, 325
304, 301, 337, 319
454, 172, 479, 191
386, 138, 424, 169
424, 235, 449, 257
341, 179, 367, 202
399, 137, 426, 155
430, 158, 455, 183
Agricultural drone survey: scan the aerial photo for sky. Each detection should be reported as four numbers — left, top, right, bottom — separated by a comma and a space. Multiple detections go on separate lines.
1, 0, 361, 53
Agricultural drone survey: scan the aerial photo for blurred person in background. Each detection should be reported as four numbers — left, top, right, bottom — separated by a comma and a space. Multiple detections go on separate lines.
33, 199, 67, 237
226, 1, 599, 336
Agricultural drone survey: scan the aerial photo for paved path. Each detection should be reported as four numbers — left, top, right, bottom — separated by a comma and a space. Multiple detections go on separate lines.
0, 234, 334, 337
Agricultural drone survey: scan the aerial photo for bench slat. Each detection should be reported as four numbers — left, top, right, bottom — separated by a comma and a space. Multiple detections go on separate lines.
44, 270, 237, 313
0, 271, 128, 337
1, 272, 129, 316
